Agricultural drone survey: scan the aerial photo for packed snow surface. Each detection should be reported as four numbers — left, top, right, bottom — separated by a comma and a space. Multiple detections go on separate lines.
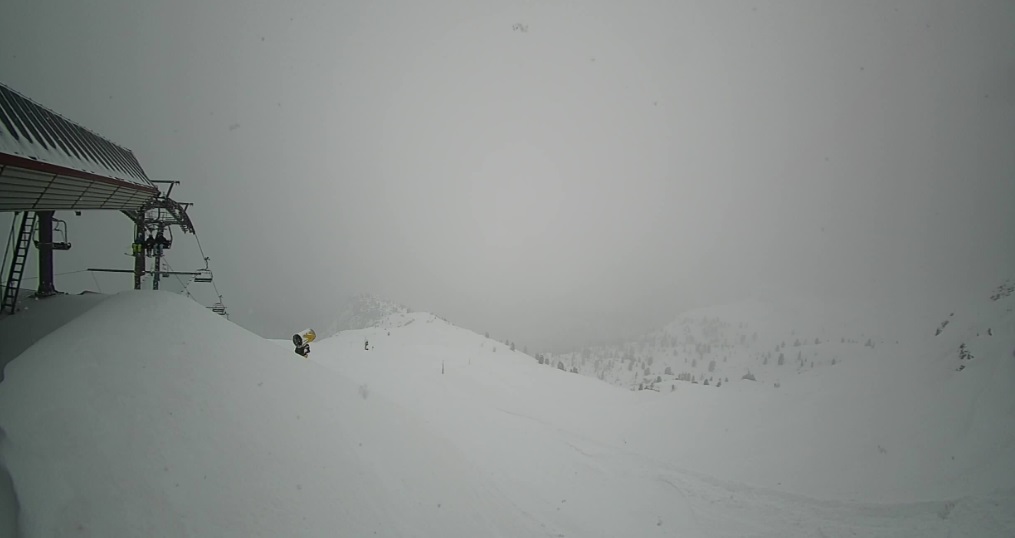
1, 290, 1013, 537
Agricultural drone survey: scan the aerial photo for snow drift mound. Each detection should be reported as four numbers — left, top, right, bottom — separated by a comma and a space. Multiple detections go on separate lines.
0, 291, 535, 537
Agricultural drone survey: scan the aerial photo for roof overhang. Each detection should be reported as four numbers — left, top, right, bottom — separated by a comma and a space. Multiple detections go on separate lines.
0, 152, 159, 212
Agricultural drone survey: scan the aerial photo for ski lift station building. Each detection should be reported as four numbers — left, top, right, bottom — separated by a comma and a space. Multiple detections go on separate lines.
0, 82, 194, 314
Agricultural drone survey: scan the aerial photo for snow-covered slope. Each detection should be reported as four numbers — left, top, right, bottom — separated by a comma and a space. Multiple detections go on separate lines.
0, 292, 109, 382
535, 283, 1015, 502
313, 308, 1015, 532
0, 290, 1013, 536
0, 293, 537, 537
551, 283, 1015, 396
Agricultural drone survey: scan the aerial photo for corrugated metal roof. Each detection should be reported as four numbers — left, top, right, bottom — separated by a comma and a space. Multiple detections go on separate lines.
0, 82, 159, 211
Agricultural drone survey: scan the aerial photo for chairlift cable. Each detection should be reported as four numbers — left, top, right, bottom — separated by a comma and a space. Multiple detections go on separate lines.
20, 269, 89, 282
161, 259, 192, 298
91, 271, 103, 294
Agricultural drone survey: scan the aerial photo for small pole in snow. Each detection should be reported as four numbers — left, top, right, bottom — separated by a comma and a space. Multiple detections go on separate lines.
442, 361, 445, 375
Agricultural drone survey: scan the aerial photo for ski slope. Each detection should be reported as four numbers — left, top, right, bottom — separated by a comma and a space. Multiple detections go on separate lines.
0, 290, 1013, 536
542, 285, 1015, 501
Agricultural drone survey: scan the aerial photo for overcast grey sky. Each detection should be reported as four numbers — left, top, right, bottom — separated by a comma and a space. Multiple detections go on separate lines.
2, 0, 1014, 350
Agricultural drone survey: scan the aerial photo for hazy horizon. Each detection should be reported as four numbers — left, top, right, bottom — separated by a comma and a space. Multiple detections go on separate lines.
2, 0, 1014, 351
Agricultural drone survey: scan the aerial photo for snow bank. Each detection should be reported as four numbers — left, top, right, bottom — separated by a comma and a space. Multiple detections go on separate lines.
0, 292, 536, 537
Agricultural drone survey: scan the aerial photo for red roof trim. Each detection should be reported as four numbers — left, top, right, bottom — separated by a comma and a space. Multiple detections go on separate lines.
0, 151, 160, 195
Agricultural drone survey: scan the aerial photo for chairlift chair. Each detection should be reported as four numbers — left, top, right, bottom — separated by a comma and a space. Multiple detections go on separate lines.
193, 257, 213, 282
52, 219, 71, 250
211, 302, 226, 314
34, 218, 72, 250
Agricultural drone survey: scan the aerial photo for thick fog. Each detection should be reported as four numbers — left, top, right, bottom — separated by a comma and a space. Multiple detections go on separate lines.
2, 0, 1013, 350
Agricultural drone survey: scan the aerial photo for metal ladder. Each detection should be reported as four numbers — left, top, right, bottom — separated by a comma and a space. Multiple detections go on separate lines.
2, 212, 38, 314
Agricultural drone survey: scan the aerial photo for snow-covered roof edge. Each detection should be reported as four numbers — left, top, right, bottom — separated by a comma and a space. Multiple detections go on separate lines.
0, 82, 154, 189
